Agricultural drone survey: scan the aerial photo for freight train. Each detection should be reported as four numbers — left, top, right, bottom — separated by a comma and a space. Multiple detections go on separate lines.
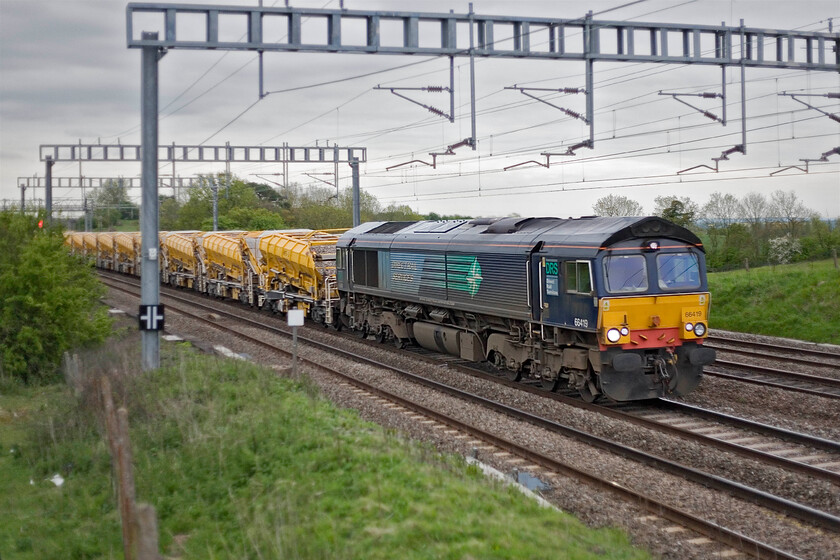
67, 215, 715, 402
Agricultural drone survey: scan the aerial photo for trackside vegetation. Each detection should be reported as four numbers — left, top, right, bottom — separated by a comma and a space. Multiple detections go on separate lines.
708, 259, 840, 345
0, 343, 650, 560
0, 211, 111, 385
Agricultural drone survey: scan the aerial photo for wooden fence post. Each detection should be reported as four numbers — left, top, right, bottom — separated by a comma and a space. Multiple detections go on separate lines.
101, 378, 144, 560
833, 249, 837, 270
135, 504, 161, 560
101, 376, 162, 560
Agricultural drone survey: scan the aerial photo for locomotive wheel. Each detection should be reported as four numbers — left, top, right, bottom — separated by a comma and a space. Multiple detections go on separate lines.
393, 337, 406, 349
355, 324, 368, 339
539, 373, 559, 392
579, 381, 598, 403
376, 328, 388, 344
505, 359, 522, 382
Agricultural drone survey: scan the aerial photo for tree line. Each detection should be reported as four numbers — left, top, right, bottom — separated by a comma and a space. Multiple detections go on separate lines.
593, 191, 839, 270
76, 176, 837, 272
75, 174, 467, 232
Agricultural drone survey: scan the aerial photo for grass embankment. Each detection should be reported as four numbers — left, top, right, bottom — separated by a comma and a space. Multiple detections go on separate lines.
0, 343, 648, 560
708, 259, 840, 345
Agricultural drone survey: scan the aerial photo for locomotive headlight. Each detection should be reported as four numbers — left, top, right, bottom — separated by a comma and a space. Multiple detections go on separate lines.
606, 328, 622, 343
620, 326, 629, 336
684, 322, 694, 332
693, 322, 706, 337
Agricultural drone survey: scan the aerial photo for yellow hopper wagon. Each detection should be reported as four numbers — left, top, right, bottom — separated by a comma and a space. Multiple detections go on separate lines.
160, 231, 202, 288
256, 229, 345, 324
114, 232, 142, 275
96, 233, 117, 271
195, 231, 249, 300
65, 232, 86, 256
82, 232, 100, 263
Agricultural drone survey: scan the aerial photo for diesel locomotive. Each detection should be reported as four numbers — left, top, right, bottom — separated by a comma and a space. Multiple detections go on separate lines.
68, 215, 715, 402
335, 216, 715, 401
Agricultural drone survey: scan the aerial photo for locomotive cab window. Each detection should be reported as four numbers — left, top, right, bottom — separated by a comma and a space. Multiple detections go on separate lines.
656, 252, 700, 290
603, 254, 648, 293
565, 261, 592, 294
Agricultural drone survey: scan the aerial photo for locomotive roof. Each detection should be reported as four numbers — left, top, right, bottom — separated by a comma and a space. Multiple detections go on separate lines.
340, 216, 703, 256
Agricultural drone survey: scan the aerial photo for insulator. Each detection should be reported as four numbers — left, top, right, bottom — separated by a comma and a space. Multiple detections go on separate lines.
425, 86, 444, 92
565, 110, 583, 120
701, 92, 718, 99
702, 111, 718, 121
428, 106, 446, 117
827, 93, 840, 99
563, 88, 582, 94
829, 114, 840, 123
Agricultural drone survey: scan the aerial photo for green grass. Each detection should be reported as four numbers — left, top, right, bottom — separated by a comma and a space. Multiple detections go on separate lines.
708, 259, 840, 344
1, 344, 649, 560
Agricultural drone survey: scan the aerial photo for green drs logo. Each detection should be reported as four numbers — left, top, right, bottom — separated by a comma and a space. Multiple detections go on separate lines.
448, 255, 483, 297
465, 258, 483, 297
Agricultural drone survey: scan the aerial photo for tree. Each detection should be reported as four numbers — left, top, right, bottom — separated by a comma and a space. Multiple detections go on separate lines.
740, 192, 770, 227
592, 194, 645, 217
176, 174, 285, 230
769, 189, 811, 237
653, 195, 699, 228
92, 178, 138, 229
377, 204, 423, 222
701, 192, 741, 228
0, 211, 111, 383
159, 196, 181, 231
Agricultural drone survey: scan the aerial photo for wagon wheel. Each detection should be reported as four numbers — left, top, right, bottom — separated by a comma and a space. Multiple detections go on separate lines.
355, 323, 368, 339
393, 337, 406, 349
539, 369, 560, 392
501, 356, 521, 382
376, 327, 388, 344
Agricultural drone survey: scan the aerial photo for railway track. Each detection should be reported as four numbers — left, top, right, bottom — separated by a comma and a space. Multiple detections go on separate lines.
100, 272, 840, 558
706, 333, 840, 368
446, 358, 840, 486
701, 333, 840, 399
702, 360, 840, 399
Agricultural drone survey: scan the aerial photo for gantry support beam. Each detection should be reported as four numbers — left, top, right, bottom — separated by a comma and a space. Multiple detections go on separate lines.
39, 143, 367, 163
126, 3, 840, 72
18, 176, 206, 189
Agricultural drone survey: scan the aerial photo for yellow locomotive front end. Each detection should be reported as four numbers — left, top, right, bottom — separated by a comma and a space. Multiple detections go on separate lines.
593, 241, 716, 401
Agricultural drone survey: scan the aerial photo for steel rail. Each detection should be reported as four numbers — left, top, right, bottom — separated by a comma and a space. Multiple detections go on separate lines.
708, 334, 840, 364
712, 359, 840, 389
704, 366, 840, 400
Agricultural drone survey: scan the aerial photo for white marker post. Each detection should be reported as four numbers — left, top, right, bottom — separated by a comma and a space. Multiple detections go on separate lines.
288, 309, 305, 378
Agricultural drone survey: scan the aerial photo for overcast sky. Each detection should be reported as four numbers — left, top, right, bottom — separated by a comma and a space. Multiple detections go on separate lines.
1, 0, 838, 219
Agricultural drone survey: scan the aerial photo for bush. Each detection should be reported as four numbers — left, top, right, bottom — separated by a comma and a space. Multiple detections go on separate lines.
0, 212, 111, 384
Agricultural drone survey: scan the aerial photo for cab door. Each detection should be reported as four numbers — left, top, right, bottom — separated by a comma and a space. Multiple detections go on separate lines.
536, 255, 598, 331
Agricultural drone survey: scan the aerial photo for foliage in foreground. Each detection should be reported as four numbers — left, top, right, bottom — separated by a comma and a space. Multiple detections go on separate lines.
708, 259, 840, 344
0, 211, 111, 384
0, 344, 648, 560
